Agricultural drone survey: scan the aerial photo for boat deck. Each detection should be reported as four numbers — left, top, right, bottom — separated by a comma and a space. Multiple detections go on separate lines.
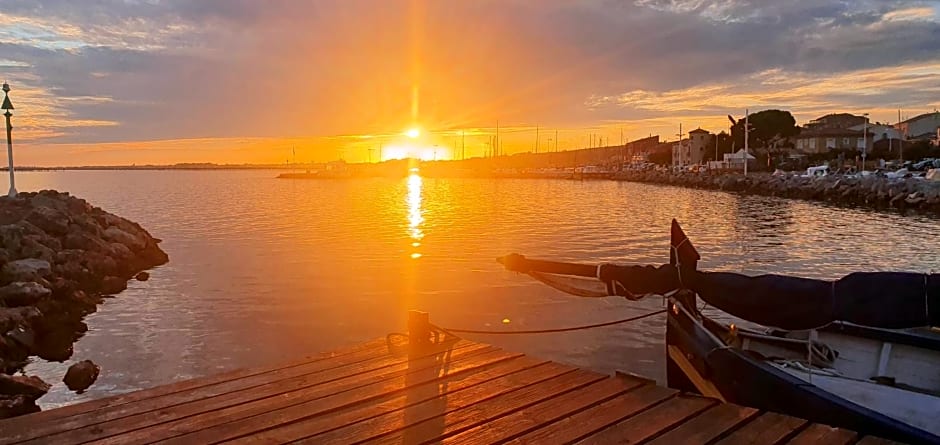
0, 337, 896, 444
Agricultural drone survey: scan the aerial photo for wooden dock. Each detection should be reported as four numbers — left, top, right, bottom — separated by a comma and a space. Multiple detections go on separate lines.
0, 335, 893, 444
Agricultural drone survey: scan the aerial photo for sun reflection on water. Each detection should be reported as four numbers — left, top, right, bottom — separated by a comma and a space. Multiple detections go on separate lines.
407, 173, 424, 259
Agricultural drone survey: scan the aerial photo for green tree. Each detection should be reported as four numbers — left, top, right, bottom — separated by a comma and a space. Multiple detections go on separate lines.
730, 109, 799, 150
703, 132, 734, 162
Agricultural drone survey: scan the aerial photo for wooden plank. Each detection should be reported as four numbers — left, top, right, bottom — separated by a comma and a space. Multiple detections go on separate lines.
575, 394, 718, 445
0, 337, 405, 444
784, 423, 859, 445
153, 349, 536, 444
18, 342, 492, 445
358, 369, 608, 445
217, 356, 555, 445
646, 403, 759, 445
714, 412, 809, 445
0, 337, 389, 432
442, 376, 648, 444
280, 362, 582, 445
506, 384, 678, 444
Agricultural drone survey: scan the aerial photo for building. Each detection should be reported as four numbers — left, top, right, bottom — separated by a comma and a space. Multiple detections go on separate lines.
896, 111, 940, 142
794, 128, 873, 154
848, 123, 901, 142
688, 128, 710, 162
804, 113, 867, 131
672, 128, 710, 167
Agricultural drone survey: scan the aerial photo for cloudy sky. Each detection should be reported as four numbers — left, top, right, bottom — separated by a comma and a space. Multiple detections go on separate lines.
1, 0, 939, 165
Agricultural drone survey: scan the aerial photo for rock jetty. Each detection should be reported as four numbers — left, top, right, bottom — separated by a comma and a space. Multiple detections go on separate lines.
0, 190, 167, 418
613, 171, 940, 213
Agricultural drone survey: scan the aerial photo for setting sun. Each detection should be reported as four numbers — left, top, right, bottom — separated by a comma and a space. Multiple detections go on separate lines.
406, 128, 421, 139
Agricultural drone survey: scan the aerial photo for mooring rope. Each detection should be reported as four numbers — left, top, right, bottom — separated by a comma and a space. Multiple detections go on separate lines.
433, 309, 667, 335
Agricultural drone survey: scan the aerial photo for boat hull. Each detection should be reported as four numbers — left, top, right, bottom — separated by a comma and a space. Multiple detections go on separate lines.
665, 304, 940, 444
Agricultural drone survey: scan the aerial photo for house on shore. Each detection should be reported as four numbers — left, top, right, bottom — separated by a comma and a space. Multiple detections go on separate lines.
671, 128, 710, 167
804, 113, 867, 131
795, 128, 874, 153
896, 112, 940, 144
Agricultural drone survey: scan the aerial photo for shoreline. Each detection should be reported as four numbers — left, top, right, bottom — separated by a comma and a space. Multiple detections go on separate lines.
0, 191, 167, 418
608, 170, 940, 214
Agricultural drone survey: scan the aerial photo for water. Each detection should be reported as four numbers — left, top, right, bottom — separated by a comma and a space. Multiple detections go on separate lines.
15, 170, 940, 408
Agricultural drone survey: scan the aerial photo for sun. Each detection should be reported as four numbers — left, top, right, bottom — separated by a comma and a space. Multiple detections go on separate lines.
405, 127, 420, 139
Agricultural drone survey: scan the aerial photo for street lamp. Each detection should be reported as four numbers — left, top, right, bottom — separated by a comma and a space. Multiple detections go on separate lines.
1, 81, 16, 197
861, 113, 869, 171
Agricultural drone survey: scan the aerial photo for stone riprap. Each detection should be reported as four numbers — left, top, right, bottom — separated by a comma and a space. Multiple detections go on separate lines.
0, 190, 167, 417
612, 171, 940, 213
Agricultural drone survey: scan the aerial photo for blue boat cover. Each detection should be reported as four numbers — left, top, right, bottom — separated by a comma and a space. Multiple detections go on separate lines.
598, 265, 940, 330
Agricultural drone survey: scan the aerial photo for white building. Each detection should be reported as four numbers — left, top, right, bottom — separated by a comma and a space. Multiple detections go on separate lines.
848, 123, 901, 142
671, 128, 711, 167
897, 112, 940, 141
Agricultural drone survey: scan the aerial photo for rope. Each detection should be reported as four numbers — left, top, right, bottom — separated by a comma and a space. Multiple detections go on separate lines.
434, 309, 667, 335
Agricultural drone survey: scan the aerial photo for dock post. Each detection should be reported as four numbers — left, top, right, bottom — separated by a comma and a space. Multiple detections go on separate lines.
408, 310, 431, 349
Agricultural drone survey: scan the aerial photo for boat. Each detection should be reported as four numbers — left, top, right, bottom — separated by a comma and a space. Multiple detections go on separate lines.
573, 165, 612, 180
276, 161, 352, 179
498, 220, 940, 444
276, 170, 351, 179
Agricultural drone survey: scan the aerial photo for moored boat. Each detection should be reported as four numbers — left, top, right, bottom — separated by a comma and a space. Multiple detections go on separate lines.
499, 221, 940, 444
573, 165, 613, 180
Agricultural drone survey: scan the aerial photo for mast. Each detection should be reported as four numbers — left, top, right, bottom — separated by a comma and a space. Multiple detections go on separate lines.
496, 120, 500, 157
535, 125, 539, 153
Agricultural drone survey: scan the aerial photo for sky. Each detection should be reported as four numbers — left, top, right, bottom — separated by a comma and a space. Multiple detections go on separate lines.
1, 0, 940, 165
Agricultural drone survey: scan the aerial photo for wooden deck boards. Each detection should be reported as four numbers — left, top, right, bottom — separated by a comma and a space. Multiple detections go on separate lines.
0, 337, 891, 444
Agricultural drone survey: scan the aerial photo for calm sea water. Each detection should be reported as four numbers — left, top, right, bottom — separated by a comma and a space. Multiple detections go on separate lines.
16, 170, 940, 408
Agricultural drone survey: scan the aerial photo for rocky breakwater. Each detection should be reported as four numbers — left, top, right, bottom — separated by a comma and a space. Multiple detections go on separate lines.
0, 190, 168, 417
613, 170, 940, 213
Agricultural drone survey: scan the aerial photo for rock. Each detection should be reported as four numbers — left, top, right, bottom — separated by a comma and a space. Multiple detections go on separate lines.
1, 259, 51, 282
0, 225, 25, 255
84, 252, 118, 277
0, 374, 50, 398
0, 307, 42, 333
103, 226, 146, 252
108, 243, 134, 261
0, 394, 41, 418
99, 276, 127, 295
64, 232, 110, 253
63, 360, 100, 393
25, 206, 69, 236
135, 271, 150, 281
0, 282, 52, 307
19, 238, 55, 263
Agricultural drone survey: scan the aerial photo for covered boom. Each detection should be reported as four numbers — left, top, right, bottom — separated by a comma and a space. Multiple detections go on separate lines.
499, 220, 940, 330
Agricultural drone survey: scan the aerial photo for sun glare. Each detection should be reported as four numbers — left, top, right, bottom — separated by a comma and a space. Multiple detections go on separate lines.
381, 144, 451, 162
406, 128, 421, 138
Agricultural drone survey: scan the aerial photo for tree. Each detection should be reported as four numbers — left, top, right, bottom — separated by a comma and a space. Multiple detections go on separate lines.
703, 132, 734, 162
729, 109, 799, 150
648, 147, 672, 165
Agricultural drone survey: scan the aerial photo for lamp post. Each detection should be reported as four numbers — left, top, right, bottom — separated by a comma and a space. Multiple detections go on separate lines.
861, 113, 869, 171
1, 82, 16, 198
